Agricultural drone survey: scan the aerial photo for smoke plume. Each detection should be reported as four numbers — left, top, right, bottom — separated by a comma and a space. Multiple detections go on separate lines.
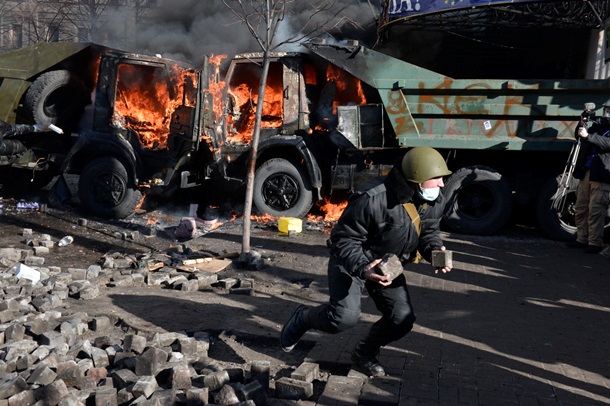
130, 0, 379, 64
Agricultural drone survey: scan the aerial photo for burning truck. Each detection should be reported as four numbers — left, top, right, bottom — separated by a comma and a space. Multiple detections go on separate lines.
0, 40, 608, 239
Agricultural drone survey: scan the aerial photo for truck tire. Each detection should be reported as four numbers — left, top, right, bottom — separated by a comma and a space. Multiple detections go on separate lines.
78, 157, 142, 219
253, 158, 313, 218
442, 166, 513, 235
535, 176, 577, 241
23, 70, 87, 128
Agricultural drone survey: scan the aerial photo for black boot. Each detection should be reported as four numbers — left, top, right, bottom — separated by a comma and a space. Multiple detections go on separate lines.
280, 305, 310, 352
351, 343, 385, 377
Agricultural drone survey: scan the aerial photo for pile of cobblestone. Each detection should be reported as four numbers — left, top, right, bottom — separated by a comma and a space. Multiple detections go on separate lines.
0, 231, 318, 405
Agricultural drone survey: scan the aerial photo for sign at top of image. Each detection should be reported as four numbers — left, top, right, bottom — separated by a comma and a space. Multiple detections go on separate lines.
386, 0, 539, 19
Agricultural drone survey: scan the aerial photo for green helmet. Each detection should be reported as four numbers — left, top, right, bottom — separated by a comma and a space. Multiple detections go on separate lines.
401, 147, 452, 183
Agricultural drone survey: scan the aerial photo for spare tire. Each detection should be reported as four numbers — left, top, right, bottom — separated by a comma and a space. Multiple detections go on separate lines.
442, 165, 513, 235
23, 70, 88, 128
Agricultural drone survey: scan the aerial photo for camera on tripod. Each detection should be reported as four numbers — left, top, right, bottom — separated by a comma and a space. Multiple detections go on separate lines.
552, 102, 596, 211
581, 102, 596, 124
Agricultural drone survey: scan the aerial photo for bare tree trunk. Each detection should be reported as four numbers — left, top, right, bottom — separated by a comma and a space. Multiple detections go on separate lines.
241, 52, 271, 254
223, 0, 349, 256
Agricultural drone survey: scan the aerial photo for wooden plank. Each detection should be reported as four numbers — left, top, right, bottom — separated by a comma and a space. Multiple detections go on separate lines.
147, 262, 166, 271
182, 257, 212, 266
176, 258, 231, 273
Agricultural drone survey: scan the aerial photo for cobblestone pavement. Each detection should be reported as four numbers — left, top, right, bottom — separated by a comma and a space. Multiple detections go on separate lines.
1, 201, 608, 405
294, 232, 610, 406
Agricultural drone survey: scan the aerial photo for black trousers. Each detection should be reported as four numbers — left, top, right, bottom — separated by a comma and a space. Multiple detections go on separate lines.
307, 256, 416, 357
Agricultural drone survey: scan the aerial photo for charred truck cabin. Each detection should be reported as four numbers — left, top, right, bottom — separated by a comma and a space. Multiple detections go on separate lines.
1, 40, 609, 240
0, 42, 211, 219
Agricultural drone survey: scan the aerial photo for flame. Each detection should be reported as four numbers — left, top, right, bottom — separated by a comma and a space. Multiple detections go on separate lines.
208, 222, 223, 231
307, 198, 348, 225
325, 65, 367, 114
113, 63, 197, 150
251, 213, 275, 224
304, 64, 317, 86
226, 84, 283, 144
320, 199, 347, 223
222, 62, 285, 145
135, 193, 146, 211
206, 57, 368, 148
209, 54, 228, 122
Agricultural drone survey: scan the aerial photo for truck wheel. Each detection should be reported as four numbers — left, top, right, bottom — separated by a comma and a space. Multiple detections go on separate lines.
535, 176, 578, 241
442, 166, 512, 235
24, 70, 87, 127
78, 157, 142, 219
253, 158, 313, 218
535, 176, 610, 241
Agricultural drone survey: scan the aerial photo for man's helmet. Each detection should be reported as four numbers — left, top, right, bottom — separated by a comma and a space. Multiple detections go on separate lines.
603, 99, 610, 118
401, 147, 452, 184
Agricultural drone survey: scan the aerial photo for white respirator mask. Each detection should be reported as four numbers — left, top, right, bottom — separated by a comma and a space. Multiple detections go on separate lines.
417, 186, 440, 201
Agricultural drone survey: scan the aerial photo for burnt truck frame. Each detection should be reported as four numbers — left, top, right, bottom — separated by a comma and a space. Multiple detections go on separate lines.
0, 40, 608, 240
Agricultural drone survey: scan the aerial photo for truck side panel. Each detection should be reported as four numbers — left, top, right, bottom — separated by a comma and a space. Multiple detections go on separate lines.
305, 42, 610, 152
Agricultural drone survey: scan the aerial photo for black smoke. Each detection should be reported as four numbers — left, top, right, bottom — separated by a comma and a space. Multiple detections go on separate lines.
131, 0, 379, 64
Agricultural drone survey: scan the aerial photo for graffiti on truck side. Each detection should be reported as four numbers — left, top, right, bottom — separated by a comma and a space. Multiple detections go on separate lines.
386, 89, 419, 135
383, 78, 575, 139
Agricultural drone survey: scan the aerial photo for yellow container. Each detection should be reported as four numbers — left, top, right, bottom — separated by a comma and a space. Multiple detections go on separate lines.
278, 217, 302, 234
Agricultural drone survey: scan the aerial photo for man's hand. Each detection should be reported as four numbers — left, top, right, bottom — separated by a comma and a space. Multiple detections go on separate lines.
434, 246, 453, 274
33, 123, 47, 133
578, 127, 589, 139
361, 258, 392, 287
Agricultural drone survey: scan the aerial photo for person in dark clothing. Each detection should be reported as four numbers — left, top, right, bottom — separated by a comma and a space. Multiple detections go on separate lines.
280, 146, 454, 377
566, 101, 610, 254
0, 120, 45, 155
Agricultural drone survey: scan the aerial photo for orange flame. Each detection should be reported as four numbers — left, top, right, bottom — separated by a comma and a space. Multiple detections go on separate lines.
307, 198, 348, 225
325, 65, 367, 114
251, 213, 276, 224
207, 222, 223, 231
222, 62, 285, 145
113, 63, 196, 150
320, 199, 347, 223
226, 84, 283, 144
209, 54, 228, 122
135, 193, 146, 211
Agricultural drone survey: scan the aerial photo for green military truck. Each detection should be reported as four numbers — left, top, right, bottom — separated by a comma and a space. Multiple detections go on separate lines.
0, 40, 608, 240
0, 42, 210, 219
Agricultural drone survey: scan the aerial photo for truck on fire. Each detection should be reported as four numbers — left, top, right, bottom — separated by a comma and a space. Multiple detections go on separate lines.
1, 40, 608, 240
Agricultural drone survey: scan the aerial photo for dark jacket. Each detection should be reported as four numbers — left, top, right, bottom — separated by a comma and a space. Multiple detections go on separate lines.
0, 120, 34, 155
574, 119, 610, 184
0, 120, 35, 141
327, 166, 445, 279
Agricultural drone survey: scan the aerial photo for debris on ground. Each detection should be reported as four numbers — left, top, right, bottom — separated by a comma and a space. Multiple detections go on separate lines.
0, 224, 322, 405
